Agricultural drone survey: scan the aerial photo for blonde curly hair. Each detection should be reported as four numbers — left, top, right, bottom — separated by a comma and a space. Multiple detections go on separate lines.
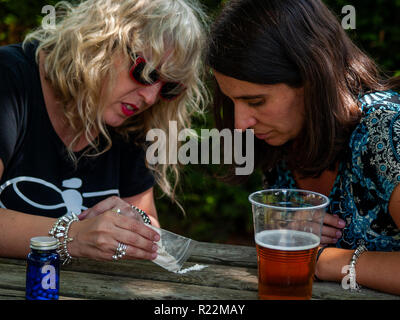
23, 0, 209, 204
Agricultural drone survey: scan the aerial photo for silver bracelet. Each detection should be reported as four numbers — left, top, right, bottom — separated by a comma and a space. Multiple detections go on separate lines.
49, 213, 79, 265
349, 244, 368, 291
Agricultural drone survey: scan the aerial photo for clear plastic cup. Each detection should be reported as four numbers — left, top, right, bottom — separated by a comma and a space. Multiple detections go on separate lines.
249, 189, 329, 300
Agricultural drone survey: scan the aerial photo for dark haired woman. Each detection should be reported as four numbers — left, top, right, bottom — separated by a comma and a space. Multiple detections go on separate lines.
208, 0, 400, 295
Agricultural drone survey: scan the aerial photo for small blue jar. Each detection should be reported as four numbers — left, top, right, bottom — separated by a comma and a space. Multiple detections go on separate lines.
26, 236, 60, 300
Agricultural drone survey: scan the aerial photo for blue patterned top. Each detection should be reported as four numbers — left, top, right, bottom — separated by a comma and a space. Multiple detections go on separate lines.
263, 90, 400, 252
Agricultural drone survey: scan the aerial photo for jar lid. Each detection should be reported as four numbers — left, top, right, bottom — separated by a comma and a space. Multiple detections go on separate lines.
30, 236, 58, 250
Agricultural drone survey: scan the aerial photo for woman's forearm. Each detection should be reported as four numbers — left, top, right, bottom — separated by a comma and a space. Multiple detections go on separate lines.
0, 208, 56, 259
316, 247, 400, 295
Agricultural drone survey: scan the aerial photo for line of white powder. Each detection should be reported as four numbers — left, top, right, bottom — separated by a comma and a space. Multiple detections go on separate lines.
177, 264, 208, 274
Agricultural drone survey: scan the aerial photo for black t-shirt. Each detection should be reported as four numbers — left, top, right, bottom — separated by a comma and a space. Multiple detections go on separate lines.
0, 42, 155, 218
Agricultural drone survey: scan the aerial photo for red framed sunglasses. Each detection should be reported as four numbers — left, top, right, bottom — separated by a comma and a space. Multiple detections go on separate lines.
129, 56, 186, 101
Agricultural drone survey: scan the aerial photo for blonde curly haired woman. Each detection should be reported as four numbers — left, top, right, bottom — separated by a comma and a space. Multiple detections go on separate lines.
0, 0, 208, 263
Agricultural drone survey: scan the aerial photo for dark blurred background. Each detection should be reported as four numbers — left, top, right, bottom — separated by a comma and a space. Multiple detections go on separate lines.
1, 0, 399, 246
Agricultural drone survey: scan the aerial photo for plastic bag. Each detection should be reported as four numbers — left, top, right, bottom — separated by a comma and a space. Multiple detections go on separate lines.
147, 225, 196, 273
117, 205, 201, 273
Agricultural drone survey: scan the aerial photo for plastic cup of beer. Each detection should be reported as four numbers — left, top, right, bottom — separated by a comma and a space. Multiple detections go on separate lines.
249, 189, 329, 300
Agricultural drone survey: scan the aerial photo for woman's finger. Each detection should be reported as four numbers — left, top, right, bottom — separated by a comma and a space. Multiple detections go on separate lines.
321, 224, 342, 239
106, 238, 158, 261
114, 226, 158, 253
124, 243, 158, 261
320, 235, 338, 245
323, 213, 346, 229
114, 213, 160, 242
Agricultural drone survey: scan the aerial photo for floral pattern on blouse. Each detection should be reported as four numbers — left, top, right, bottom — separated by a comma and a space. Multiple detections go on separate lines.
263, 90, 400, 251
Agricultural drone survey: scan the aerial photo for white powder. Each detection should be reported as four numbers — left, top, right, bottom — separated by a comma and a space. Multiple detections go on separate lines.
177, 264, 208, 274
153, 244, 208, 274
153, 245, 182, 272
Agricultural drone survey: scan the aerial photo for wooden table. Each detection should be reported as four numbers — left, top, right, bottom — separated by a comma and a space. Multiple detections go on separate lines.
0, 241, 398, 301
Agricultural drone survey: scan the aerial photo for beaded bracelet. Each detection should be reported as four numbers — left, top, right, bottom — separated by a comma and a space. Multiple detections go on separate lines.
49, 213, 79, 265
131, 205, 151, 225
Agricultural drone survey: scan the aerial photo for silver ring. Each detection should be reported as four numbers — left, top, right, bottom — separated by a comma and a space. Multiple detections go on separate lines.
112, 242, 127, 261
112, 208, 121, 215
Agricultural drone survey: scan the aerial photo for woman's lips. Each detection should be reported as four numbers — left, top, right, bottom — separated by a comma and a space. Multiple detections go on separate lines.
121, 103, 139, 117
255, 132, 271, 140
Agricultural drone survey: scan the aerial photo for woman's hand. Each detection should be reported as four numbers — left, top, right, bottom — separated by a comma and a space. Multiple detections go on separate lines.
68, 196, 159, 261
320, 213, 346, 245
68, 209, 160, 261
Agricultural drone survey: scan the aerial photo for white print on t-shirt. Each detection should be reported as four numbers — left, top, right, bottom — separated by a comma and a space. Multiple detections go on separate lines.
0, 176, 119, 216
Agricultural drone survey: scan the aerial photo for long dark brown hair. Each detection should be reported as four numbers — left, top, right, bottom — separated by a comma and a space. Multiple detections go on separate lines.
207, 0, 400, 182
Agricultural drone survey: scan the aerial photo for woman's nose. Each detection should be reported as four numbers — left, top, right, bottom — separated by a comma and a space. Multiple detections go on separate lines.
234, 102, 257, 130
138, 82, 162, 106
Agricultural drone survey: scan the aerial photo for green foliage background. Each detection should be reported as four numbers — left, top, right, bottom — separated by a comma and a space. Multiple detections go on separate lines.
1, 0, 399, 245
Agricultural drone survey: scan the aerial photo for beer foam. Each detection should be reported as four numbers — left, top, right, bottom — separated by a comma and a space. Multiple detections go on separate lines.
255, 230, 320, 251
